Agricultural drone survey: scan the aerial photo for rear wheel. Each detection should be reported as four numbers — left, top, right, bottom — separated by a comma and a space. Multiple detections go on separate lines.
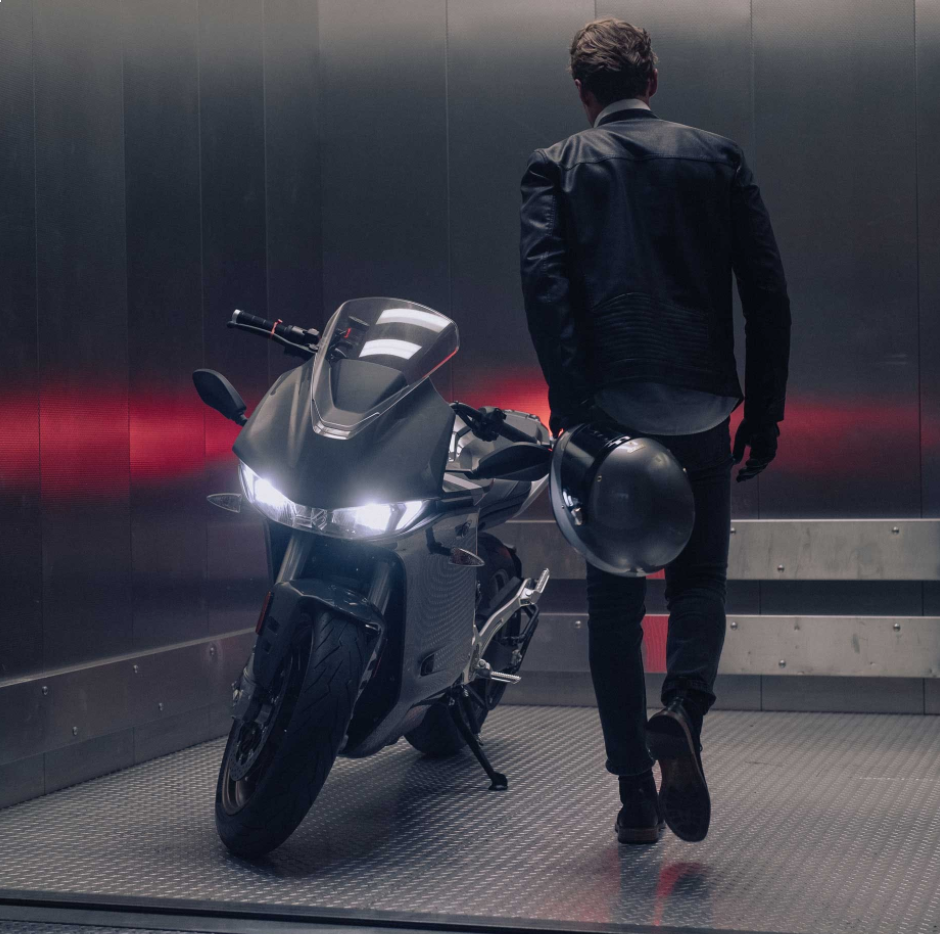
405, 533, 522, 758
215, 611, 373, 858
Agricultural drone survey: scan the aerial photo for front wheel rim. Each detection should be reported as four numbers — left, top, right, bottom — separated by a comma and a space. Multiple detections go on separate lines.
220, 649, 300, 815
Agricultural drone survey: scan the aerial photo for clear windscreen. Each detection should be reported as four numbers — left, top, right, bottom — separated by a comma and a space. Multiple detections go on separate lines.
310, 298, 458, 438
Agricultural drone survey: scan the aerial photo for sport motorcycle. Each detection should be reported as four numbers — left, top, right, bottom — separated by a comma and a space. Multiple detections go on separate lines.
193, 297, 552, 857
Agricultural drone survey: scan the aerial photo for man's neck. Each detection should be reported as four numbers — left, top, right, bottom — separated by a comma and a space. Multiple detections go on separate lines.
593, 97, 651, 127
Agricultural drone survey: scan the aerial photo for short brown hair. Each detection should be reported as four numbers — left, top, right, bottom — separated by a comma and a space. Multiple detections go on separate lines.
568, 18, 657, 106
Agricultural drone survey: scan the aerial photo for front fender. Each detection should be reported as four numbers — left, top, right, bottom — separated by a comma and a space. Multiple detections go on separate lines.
234, 578, 385, 720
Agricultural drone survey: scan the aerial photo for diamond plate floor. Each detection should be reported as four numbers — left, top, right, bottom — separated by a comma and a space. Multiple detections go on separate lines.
0, 706, 939, 934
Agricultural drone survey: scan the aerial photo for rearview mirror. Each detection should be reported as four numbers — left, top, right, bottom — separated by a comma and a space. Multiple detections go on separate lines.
193, 369, 247, 425
471, 442, 551, 481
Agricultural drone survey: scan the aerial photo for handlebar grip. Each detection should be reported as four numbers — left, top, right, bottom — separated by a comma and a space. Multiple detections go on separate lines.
232, 309, 276, 331
497, 420, 536, 444
230, 309, 319, 346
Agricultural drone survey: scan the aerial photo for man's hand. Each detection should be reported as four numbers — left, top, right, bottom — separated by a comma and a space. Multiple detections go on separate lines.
732, 419, 780, 482
550, 399, 602, 438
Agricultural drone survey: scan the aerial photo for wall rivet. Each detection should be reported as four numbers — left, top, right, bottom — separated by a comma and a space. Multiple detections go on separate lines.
777, 565, 785, 572
891, 526, 900, 534
41, 686, 49, 696
778, 659, 786, 668
893, 622, 901, 632
208, 645, 217, 657
71, 726, 78, 736
730, 527, 736, 534
158, 702, 164, 712
574, 619, 583, 629
133, 664, 139, 674
729, 621, 738, 630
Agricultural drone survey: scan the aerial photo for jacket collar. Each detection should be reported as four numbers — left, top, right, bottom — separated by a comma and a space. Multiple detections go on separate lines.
596, 109, 659, 128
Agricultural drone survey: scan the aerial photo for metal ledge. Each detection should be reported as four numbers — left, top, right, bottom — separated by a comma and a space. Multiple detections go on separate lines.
506, 519, 940, 580
721, 615, 940, 677
522, 612, 940, 679
0, 630, 253, 769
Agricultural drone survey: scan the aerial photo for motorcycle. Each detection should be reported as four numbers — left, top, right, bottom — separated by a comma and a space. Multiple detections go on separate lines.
193, 297, 552, 857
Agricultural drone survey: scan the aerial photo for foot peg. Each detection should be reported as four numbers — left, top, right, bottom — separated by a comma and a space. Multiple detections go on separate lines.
449, 691, 508, 791
473, 658, 521, 685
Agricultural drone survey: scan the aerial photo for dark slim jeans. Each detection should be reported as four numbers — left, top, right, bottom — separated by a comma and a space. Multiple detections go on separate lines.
586, 416, 734, 776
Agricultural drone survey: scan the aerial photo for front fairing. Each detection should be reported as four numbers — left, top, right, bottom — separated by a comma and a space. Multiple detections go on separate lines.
233, 354, 455, 511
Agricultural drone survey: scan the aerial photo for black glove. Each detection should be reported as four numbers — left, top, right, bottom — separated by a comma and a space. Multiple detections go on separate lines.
732, 419, 780, 482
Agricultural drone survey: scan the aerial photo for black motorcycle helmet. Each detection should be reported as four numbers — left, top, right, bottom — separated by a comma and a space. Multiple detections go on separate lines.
549, 421, 695, 576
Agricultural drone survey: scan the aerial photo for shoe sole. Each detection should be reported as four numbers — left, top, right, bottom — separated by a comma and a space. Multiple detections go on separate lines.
616, 820, 665, 844
646, 712, 711, 843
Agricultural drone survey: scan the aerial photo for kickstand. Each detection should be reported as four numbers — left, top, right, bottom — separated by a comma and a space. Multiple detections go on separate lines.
449, 691, 508, 791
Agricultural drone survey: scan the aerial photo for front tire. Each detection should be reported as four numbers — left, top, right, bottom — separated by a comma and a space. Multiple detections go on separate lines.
215, 611, 372, 858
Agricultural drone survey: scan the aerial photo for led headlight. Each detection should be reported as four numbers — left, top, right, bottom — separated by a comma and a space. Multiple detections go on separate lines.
239, 463, 426, 539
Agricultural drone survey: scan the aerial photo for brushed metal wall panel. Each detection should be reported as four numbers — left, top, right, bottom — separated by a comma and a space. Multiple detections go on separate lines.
0, 0, 42, 681
710, 674, 761, 710
598, 0, 751, 149
0, 507, 42, 681
206, 513, 268, 634
0, 629, 251, 766
0, 756, 44, 810
524, 613, 589, 672
40, 505, 133, 670
506, 520, 587, 580
44, 728, 134, 794
926, 581, 940, 615
447, 0, 592, 413
133, 706, 213, 764
33, 0, 132, 669
927, 678, 940, 715
207, 629, 255, 697
0, 682, 44, 767
318, 0, 448, 317
124, 0, 207, 652
129, 641, 216, 724
728, 519, 940, 580
502, 670, 599, 707
209, 700, 236, 737
722, 615, 940, 678
759, 580, 925, 617
919, 0, 940, 516
42, 657, 134, 750
263, 0, 323, 383
198, 0, 269, 406
34, 0, 130, 510
198, 0, 272, 635
761, 675, 925, 714
753, 0, 919, 518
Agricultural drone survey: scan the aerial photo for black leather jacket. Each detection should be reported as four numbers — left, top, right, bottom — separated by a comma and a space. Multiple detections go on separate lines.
520, 108, 790, 436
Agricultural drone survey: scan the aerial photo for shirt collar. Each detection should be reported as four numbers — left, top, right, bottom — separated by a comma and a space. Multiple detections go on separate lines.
593, 97, 651, 128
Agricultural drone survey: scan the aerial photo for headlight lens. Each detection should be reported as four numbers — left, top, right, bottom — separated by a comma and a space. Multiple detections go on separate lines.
239, 463, 427, 538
